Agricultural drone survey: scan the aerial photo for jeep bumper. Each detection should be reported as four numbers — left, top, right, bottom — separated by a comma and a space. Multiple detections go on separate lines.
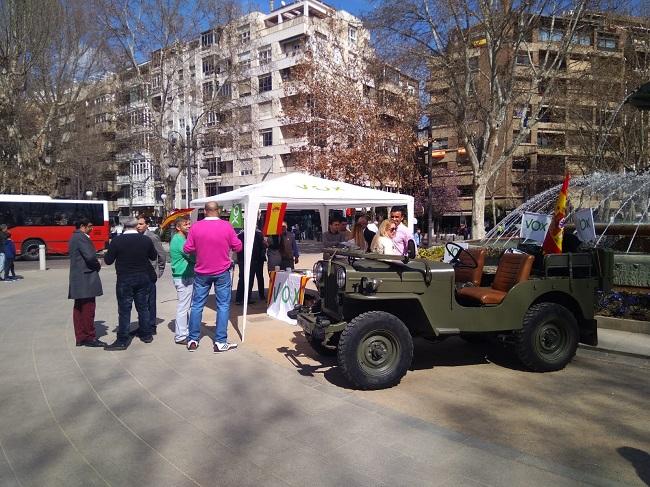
296, 310, 347, 340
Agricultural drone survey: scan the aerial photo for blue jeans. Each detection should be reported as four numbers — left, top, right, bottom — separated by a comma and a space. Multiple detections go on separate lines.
188, 271, 232, 343
116, 273, 152, 342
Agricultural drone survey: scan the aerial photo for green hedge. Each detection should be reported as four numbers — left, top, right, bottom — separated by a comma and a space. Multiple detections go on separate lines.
418, 245, 445, 261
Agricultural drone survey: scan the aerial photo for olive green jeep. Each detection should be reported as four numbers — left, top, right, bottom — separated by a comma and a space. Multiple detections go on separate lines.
294, 242, 614, 390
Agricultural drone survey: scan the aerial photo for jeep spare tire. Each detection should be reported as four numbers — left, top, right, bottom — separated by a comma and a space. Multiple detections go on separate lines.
515, 303, 579, 372
338, 311, 413, 390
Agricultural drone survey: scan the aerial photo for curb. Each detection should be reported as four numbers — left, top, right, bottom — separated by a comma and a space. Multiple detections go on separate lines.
596, 315, 650, 335
579, 343, 650, 361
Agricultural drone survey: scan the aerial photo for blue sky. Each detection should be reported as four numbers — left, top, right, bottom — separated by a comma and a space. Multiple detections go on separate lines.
250, 0, 374, 17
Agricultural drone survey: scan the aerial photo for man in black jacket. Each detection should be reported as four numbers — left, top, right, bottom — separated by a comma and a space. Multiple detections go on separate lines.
68, 218, 105, 347
104, 217, 157, 350
136, 215, 166, 335
235, 227, 266, 304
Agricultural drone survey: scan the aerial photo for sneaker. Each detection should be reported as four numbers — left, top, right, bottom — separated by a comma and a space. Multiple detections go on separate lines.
214, 342, 238, 352
140, 335, 153, 344
175, 338, 188, 345
187, 340, 198, 352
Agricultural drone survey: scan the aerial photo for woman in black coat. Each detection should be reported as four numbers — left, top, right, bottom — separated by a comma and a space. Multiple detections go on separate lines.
68, 218, 105, 347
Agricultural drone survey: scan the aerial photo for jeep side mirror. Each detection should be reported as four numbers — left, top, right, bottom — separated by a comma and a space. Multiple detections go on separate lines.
406, 239, 417, 259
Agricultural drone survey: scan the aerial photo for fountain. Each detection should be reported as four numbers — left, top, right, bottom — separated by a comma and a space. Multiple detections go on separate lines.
481, 170, 650, 288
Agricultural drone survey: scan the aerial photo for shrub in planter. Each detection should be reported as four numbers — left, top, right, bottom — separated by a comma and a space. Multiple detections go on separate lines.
418, 245, 444, 261
596, 290, 650, 321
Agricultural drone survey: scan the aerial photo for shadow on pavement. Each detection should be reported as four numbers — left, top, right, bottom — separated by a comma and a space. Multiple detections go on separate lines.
618, 447, 650, 486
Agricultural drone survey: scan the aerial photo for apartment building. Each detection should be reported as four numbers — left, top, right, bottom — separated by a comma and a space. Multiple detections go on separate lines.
427, 12, 650, 229
111, 0, 399, 215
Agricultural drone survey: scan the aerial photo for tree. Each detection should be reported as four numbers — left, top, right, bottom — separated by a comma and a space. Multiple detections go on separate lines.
0, 0, 107, 194
280, 20, 421, 191
94, 0, 247, 213
367, 0, 598, 238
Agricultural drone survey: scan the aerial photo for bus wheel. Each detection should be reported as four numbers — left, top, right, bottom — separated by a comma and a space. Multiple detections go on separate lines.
21, 239, 43, 261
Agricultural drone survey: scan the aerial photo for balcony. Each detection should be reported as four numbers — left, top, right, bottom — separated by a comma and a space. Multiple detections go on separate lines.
116, 197, 159, 208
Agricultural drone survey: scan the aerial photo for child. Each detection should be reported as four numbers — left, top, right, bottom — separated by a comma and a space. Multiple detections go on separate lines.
4, 232, 16, 280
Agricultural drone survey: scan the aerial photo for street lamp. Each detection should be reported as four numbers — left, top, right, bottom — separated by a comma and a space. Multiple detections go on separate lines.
85, 190, 93, 199
167, 127, 194, 208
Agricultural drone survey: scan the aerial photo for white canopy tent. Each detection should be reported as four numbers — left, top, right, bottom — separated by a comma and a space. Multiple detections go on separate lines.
190, 172, 415, 340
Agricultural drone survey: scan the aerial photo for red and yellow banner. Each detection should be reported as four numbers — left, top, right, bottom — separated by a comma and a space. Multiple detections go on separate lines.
542, 173, 570, 254
263, 202, 287, 236
160, 208, 194, 230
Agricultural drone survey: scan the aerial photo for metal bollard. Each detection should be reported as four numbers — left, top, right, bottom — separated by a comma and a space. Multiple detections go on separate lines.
39, 244, 46, 271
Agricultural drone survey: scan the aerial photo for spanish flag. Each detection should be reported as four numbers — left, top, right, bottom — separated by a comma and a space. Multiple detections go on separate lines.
263, 202, 287, 236
542, 173, 570, 254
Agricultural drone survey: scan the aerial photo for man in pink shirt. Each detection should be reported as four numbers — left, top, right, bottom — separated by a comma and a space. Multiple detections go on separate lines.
390, 207, 416, 255
183, 202, 242, 352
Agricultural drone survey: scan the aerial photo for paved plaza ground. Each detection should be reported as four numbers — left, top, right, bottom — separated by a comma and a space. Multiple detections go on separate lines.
0, 252, 649, 487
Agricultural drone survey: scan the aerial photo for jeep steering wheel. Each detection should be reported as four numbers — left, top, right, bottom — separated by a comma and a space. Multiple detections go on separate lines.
445, 242, 478, 269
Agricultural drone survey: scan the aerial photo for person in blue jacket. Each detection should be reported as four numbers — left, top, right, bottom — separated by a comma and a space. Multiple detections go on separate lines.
4, 232, 16, 280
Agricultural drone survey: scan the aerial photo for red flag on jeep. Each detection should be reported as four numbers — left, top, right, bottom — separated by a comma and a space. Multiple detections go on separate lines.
542, 173, 570, 254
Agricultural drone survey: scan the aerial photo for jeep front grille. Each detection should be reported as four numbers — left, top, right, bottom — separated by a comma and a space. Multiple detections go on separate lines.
323, 263, 342, 315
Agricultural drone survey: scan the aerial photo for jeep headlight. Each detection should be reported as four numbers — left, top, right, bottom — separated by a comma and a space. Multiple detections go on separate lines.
336, 266, 346, 289
313, 261, 324, 284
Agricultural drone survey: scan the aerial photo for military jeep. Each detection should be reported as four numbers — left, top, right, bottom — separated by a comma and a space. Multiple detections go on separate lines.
295, 243, 614, 390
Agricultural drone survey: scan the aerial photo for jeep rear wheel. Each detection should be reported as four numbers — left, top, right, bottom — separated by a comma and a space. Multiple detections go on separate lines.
338, 311, 413, 390
515, 303, 578, 372
306, 332, 340, 356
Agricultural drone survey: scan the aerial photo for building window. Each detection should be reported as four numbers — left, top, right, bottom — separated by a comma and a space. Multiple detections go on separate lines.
177, 69, 184, 80
237, 106, 252, 124
468, 56, 479, 71
202, 55, 215, 76
205, 182, 218, 196
259, 45, 272, 65
571, 31, 592, 46
238, 80, 251, 97
597, 35, 618, 51
239, 132, 252, 149
539, 28, 563, 42
516, 51, 531, 65
205, 157, 218, 176
258, 74, 272, 93
202, 81, 213, 101
218, 82, 232, 99
206, 111, 217, 127
348, 26, 357, 45
238, 51, 250, 69
239, 26, 250, 45
537, 132, 565, 148
218, 160, 233, 174
513, 130, 532, 144
151, 74, 161, 89
280, 67, 291, 82
239, 159, 253, 176
179, 118, 185, 130
201, 30, 214, 48
260, 129, 273, 147
258, 101, 272, 119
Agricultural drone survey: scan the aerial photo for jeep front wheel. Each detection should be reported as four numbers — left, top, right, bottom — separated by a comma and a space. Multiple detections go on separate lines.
338, 311, 413, 390
515, 303, 578, 372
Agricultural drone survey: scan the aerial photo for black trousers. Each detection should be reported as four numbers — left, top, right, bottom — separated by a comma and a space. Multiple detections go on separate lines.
236, 261, 265, 302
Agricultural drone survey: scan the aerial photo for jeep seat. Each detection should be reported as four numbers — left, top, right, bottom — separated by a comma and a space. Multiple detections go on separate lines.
457, 252, 534, 305
454, 248, 486, 287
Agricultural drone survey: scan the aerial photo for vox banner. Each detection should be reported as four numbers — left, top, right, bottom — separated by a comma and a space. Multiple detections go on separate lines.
229, 203, 243, 228
267, 271, 310, 325
574, 208, 596, 243
520, 212, 552, 244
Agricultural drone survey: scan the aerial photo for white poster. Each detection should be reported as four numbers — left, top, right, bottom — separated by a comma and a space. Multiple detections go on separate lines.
574, 208, 596, 243
443, 241, 469, 263
520, 212, 552, 244
267, 271, 310, 325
